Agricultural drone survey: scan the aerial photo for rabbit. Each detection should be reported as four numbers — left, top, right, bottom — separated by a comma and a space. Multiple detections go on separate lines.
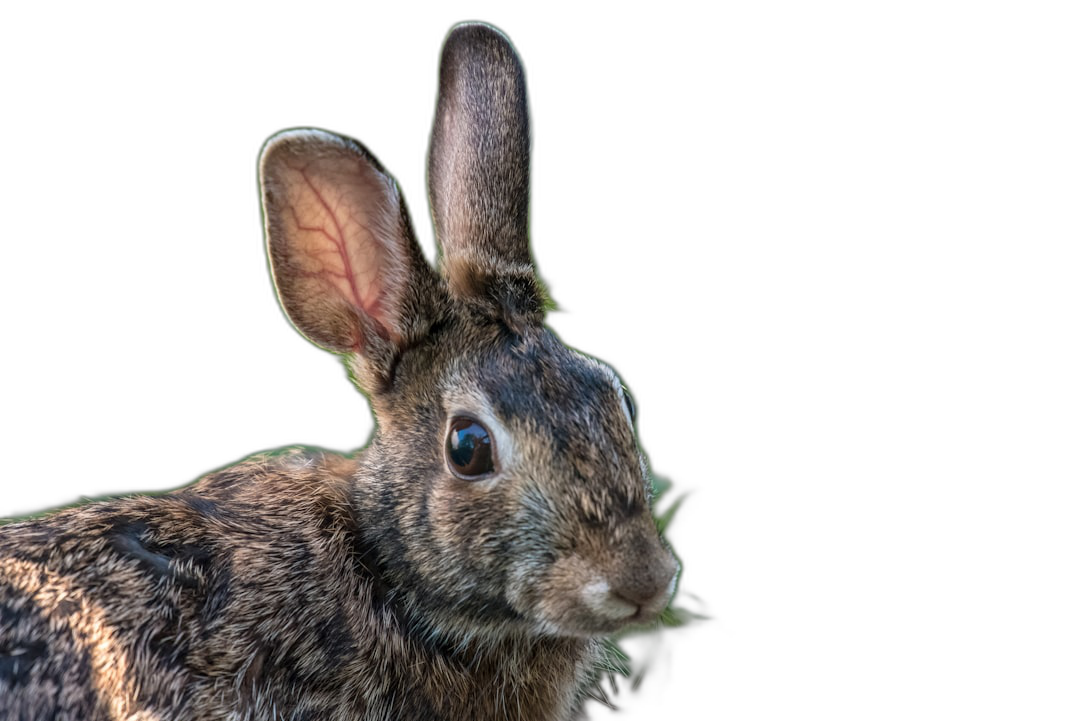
0, 21, 679, 721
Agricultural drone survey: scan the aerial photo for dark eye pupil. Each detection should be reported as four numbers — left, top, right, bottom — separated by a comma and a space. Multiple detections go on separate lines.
446, 417, 495, 479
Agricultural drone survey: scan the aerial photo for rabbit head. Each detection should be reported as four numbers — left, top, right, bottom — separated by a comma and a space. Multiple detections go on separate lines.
258, 23, 678, 644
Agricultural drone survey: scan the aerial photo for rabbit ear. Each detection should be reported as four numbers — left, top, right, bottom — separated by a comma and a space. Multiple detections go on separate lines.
260, 129, 433, 360
428, 23, 547, 321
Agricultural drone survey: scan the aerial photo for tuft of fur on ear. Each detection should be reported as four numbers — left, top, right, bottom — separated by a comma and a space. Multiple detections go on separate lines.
260, 129, 437, 380
428, 23, 547, 323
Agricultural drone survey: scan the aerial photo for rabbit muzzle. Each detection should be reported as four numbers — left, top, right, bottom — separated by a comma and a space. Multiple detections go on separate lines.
529, 522, 679, 637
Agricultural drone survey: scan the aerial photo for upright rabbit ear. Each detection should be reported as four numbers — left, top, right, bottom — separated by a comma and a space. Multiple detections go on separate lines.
260, 129, 436, 373
428, 23, 547, 323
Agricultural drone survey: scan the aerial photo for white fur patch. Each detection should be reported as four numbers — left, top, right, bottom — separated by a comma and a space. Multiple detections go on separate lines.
581, 576, 636, 620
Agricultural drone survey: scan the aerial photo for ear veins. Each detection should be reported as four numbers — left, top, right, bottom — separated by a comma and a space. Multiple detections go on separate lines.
286, 163, 381, 336
291, 166, 367, 313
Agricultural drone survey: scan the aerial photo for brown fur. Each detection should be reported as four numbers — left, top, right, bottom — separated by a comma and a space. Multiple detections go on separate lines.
0, 22, 677, 721
1, 451, 592, 719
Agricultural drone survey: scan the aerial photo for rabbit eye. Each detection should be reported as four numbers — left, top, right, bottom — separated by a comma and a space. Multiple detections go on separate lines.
446, 417, 496, 479
621, 386, 637, 423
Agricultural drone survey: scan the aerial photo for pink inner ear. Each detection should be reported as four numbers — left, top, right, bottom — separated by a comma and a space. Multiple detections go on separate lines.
277, 153, 405, 346
289, 169, 370, 314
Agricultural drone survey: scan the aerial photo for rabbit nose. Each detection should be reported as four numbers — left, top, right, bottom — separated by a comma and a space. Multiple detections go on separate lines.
610, 547, 679, 614
583, 548, 673, 621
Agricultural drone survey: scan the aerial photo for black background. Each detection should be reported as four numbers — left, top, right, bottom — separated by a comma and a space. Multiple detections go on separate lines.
0, 12, 825, 721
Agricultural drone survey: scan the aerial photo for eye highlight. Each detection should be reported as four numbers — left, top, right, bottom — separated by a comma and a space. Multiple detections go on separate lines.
445, 417, 496, 479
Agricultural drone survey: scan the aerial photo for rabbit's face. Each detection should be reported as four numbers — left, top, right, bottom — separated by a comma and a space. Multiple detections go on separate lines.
374, 319, 678, 639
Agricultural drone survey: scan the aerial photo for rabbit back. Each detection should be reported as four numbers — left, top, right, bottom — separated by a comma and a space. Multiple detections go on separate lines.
0, 450, 356, 719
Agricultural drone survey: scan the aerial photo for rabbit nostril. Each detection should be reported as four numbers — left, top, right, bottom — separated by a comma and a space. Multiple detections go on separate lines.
612, 585, 662, 610
610, 592, 644, 616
